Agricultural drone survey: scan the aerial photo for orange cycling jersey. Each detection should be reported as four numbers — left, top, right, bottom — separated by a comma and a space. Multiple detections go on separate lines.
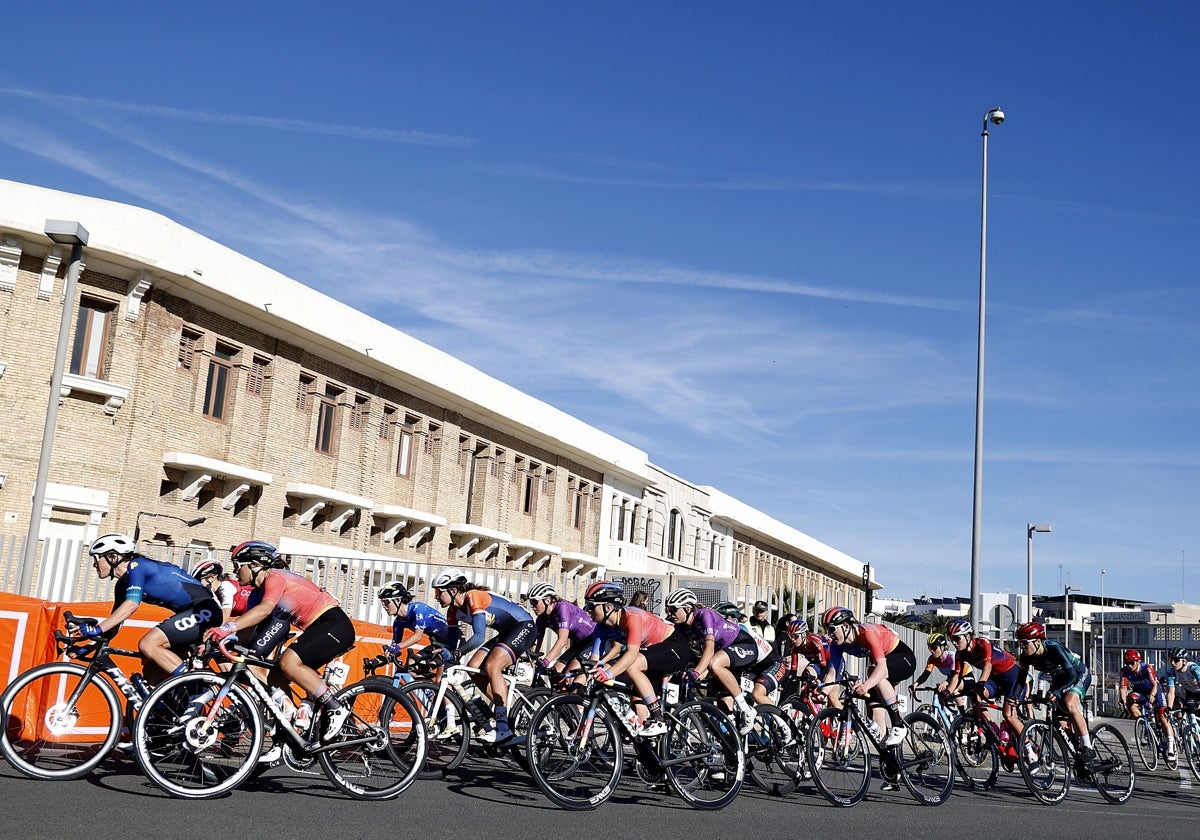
257, 569, 338, 629
619, 606, 674, 648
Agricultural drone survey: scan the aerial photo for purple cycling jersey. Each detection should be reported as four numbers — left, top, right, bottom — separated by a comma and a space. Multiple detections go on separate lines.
686, 606, 740, 650
535, 599, 597, 641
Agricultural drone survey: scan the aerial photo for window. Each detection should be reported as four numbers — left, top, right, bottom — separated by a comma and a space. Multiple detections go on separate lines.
425, 422, 439, 454
297, 373, 314, 411
667, 508, 682, 560
315, 384, 342, 454
350, 394, 369, 431
69, 297, 114, 379
379, 405, 395, 439
203, 342, 236, 421
246, 355, 268, 396
522, 473, 537, 516
395, 417, 416, 477
178, 328, 201, 370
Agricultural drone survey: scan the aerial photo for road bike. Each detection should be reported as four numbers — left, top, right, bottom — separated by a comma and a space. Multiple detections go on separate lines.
132, 637, 426, 800
525, 668, 745, 810
946, 688, 1022, 791
1130, 695, 1177, 771
803, 674, 953, 807
1016, 693, 1134, 805
1170, 700, 1200, 781
0, 613, 156, 780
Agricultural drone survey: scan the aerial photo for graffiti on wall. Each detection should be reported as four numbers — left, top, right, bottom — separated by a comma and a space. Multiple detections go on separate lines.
611, 575, 664, 613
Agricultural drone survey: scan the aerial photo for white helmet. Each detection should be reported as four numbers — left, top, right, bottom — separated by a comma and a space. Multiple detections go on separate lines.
528, 582, 557, 601
89, 533, 137, 557
665, 588, 699, 610
431, 567, 467, 590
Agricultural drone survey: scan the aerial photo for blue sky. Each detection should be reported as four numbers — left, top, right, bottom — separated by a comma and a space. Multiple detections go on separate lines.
2, 3, 1196, 606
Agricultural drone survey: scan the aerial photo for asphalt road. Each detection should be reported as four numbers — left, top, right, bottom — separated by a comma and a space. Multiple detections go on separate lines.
3, 720, 1199, 840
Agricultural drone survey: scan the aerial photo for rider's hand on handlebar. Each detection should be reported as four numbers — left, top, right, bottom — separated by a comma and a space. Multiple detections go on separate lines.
204, 622, 238, 643
78, 623, 104, 639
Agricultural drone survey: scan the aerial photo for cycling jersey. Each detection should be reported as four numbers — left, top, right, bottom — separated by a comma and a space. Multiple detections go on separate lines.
828, 622, 898, 677
955, 637, 1017, 676
449, 589, 534, 655
1121, 662, 1159, 695
793, 633, 832, 673
535, 599, 597, 642
683, 606, 741, 651
1017, 640, 1089, 698
247, 569, 338, 629
1164, 661, 1200, 694
593, 606, 674, 654
391, 601, 455, 645
114, 556, 212, 611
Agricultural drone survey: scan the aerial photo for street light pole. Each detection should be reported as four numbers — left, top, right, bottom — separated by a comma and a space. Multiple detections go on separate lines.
19, 221, 89, 596
132, 511, 207, 543
1100, 568, 1107, 710
969, 107, 1006, 625
1064, 584, 1081, 650
1026, 523, 1051, 623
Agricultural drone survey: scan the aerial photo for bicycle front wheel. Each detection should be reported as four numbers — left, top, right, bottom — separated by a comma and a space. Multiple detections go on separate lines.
0, 662, 122, 780
1181, 719, 1200, 781
745, 703, 803, 796
804, 706, 869, 807
663, 699, 745, 810
1132, 716, 1156, 771
525, 693, 623, 810
1017, 720, 1071, 805
395, 680, 468, 778
897, 711, 953, 805
318, 681, 426, 800
948, 714, 998, 791
1091, 724, 1134, 804
133, 672, 264, 799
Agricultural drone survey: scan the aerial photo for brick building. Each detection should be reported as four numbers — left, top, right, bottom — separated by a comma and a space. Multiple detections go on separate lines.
0, 179, 874, 620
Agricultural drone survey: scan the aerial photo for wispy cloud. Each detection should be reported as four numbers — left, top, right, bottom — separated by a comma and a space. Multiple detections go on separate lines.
0, 86, 475, 148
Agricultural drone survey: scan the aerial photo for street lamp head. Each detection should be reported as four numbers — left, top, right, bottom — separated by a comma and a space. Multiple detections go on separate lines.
44, 220, 89, 247
987, 107, 1005, 126
1029, 523, 1051, 534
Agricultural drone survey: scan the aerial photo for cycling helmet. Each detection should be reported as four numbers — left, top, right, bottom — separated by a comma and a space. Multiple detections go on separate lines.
527, 582, 557, 602
584, 580, 626, 606
1123, 649, 1141, 665
1168, 647, 1189, 661
713, 601, 741, 620
664, 588, 699, 611
431, 568, 468, 590
787, 617, 809, 636
1014, 621, 1046, 641
89, 533, 137, 557
927, 632, 948, 648
820, 606, 855, 630
947, 619, 973, 638
377, 582, 411, 604
230, 540, 278, 566
190, 559, 224, 579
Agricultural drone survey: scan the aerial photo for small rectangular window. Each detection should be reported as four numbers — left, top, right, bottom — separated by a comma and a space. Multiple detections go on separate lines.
246, 355, 269, 396
396, 424, 414, 477
380, 405, 396, 439
297, 373, 315, 411
70, 298, 115, 379
178, 328, 202, 371
203, 342, 236, 421
350, 395, 370, 431
315, 385, 342, 454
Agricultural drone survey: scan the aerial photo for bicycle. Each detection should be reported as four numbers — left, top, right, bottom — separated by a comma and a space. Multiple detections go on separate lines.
910, 685, 961, 733
803, 674, 953, 807
1171, 700, 1200, 781
1129, 695, 1176, 771
1016, 693, 1134, 805
0, 612, 159, 780
131, 637, 426, 800
946, 688, 1022, 791
525, 666, 745, 810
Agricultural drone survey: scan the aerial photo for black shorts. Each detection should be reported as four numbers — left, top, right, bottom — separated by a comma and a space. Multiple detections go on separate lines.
480, 620, 538, 660
247, 614, 292, 659
723, 631, 761, 670
883, 642, 917, 685
642, 630, 691, 680
288, 608, 356, 670
159, 598, 222, 652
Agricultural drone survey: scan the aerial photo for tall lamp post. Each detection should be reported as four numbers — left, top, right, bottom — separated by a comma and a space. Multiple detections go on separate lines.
1064, 584, 1081, 650
18, 220, 89, 596
132, 512, 207, 543
1026, 523, 1051, 623
968, 107, 1006, 624
1100, 568, 1107, 711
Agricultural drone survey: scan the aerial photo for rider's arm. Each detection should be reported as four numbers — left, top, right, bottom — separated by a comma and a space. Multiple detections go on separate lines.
458, 610, 489, 655
543, 627, 572, 663
693, 636, 717, 677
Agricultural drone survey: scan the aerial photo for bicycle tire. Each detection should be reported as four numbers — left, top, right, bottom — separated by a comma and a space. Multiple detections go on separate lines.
1183, 719, 1200, 781
133, 671, 264, 799
897, 711, 953, 805
948, 714, 999, 791
745, 703, 803, 796
395, 680, 469, 779
663, 699, 744, 810
317, 681, 426, 800
1090, 723, 1134, 804
804, 706, 869, 807
525, 692, 623, 810
1132, 716, 1156, 771
0, 661, 122, 780
1017, 720, 1071, 805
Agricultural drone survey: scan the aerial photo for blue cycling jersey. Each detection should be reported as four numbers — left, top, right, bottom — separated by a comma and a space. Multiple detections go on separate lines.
391, 601, 454, 644
115, 556, 210, 611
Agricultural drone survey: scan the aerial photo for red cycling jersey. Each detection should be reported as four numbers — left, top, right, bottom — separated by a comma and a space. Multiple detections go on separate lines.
258, 569, 338, 629
619, 606, 674, 648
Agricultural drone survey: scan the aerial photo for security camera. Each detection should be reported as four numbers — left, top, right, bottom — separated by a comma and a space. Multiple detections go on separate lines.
988, 108, 1006, 126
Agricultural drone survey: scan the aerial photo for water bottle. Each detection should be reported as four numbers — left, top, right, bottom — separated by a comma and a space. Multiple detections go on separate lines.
293, 699, 314, 732
270, 687, 290, 715
131, 673, 150, 699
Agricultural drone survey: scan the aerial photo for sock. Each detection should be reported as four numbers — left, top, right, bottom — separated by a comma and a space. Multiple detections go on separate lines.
644, 696, 662, 720
170, 662, 187, 676
734, 694, 753, 714
495, 705, 509, 729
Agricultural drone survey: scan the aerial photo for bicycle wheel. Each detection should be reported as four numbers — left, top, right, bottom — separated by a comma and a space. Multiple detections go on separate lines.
1090, 724, 1134, 804
948, 714, 998, 791
1132, 716, 1156, 771
897, 711, 953, 805
663, 699, 745, 810
1017, 720, 1071, 805
395, 680, 468, 779
804, 706, 869, 807
134, 672, 264, 799
317, 681, 426, 800
745, 704, 803, 796
1183, 720, 1200, 781
0, 662, 122, 780
525, 693, 623, 810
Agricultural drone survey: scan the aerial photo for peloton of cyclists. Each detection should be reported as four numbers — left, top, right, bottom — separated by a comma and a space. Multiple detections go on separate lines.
1119, 648, 1175, 760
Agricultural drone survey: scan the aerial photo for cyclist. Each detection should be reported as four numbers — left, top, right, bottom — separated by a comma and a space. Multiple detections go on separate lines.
587, 580, 690, 738
527, 581, 596, 679
715, 600, 786, 707
377, 581, 460, 659
1164, 648, 1200, 713
910, 632, 971, 712
1013, 621, 1096, 766
433, 568, 536, 745
666, 589, 759, 733
191, 559, 239, 623
820, 605, 914, 746
84, 533, 221, 681
1119, 649, 1174, 759
944, 619, 1021, 737
204, 540, 356, 741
